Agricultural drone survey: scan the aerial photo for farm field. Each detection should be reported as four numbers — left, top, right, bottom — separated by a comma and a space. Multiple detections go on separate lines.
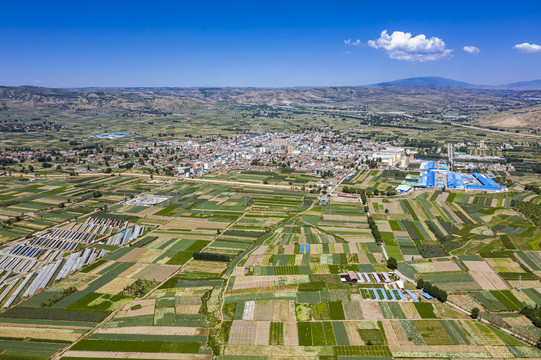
0, 168, 539, 360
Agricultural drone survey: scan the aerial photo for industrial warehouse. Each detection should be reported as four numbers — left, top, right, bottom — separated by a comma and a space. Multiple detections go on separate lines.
395, 160, 507, 193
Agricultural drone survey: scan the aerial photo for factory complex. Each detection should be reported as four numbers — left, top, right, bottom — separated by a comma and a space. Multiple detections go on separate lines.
396, 160, 507, 194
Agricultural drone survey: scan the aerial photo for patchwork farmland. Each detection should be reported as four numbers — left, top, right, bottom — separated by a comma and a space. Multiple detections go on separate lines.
0, 171, 539, 360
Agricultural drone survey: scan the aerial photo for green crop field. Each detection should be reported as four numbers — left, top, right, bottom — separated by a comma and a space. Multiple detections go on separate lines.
0, 101, 539, 360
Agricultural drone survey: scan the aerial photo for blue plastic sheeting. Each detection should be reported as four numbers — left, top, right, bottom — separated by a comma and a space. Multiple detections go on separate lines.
397, 289, 406, 300
427, 171, 435, 188
405, 289, 419, 302
380, 288, 388, 300
382, 273, 391, 282
468, 173, 500, 191
389, 289, 397, 300
474, 173, 499, 187
372, 288, 380, 300
467, 185, 499, 191
417, 175, 428, 187
422, 291, 433, 299
357, 273, 365, 283
299, 244, 310, 254
364, 273, 372, 283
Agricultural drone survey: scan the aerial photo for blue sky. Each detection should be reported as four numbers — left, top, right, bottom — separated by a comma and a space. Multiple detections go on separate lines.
1, 0, 541, 87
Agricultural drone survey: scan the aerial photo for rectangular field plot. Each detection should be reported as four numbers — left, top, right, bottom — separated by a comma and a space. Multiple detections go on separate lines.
414, 302, 437, 319
414, 320, 454, 345
420, 272, 481, 292
379, 302, 406, 319
71, 338, 201, 353
333, 345, 392, 357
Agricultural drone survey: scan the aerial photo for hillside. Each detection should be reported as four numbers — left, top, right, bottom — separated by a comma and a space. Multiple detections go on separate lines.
0, 86, 216, 115
477, 104, 541, 130
1, 85, 541, 119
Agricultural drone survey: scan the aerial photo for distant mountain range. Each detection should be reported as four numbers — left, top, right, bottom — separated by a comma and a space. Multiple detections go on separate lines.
367, 76, 541, 90
1, 79, 540, 117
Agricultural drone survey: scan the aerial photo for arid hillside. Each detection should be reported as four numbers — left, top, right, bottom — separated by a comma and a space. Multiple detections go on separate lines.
1, 85, 541, 120
476, 104, 541, 130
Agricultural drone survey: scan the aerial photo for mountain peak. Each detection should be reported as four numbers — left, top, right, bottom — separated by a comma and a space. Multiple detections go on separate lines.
366, 77, 541, 90
368, 76, 476, 88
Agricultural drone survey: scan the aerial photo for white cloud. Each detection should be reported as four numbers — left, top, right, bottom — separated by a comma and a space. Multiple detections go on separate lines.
344, 39, 361, 47
514, 42, 541, 53
367, 30, 452, 61
463, 45, 480, 55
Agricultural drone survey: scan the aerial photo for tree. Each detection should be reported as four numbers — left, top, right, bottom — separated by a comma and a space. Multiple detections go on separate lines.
471, 307, 480, 319
387, 256, 397, 270
416, 278, 425, 289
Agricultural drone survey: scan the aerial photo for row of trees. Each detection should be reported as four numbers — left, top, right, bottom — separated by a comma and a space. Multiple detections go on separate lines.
416, 278, 448, 302
367, 216, 382, 244
342, 186, 396, 198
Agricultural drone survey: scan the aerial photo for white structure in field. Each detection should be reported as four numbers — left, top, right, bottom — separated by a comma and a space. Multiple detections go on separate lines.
126, 195, 170, 207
